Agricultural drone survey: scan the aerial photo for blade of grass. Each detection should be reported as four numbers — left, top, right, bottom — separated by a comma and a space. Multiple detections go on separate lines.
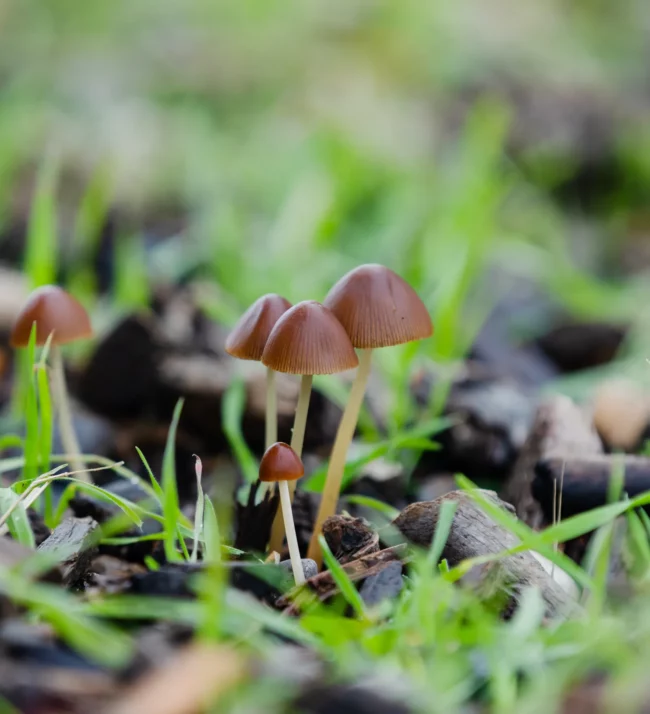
319, 535, 366, 619
426, 499, 458, 570
0, 487, 35, 547
222, 378, 258, 483
191, 455, 204, 562
162, 399, 185, 562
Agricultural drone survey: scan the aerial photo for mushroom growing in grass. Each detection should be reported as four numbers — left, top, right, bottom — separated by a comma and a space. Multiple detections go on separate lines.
225, 294, 292, 449
259, 442, 306, 586
262, 300, 358, 552
307, 264, 432, 563
11, 286, 93, 482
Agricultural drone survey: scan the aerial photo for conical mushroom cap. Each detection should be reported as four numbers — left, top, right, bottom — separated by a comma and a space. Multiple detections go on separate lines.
259, 442, 304, 482
225, 294, 292, 361
324, 264, 432, 349
10, 286, 93, 348
262, 301, 358, 375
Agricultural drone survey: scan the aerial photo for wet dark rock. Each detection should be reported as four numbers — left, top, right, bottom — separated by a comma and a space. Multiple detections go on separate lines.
359, 561, 403, 607
280, 559, 318, 581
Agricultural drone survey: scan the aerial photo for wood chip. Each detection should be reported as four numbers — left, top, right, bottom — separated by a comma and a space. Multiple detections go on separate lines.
104, 644, 244, 714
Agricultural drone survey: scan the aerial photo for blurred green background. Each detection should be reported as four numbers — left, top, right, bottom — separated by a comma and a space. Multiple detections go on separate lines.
2, 0, 650, 393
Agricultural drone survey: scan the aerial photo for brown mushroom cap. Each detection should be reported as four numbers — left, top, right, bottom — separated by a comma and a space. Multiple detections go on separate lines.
259, 442, 304, 482
261, 300, 358, 375
324, 264, 432, 349
225, 294, 292, 361
10, 286, 93, 348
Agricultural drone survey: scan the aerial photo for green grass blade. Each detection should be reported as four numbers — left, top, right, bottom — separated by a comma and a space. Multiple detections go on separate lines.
162, 399, 185, 562
222, 378, 257, 483
319, 535, 366, 619
0, 487, 35, 547
135, 446, 165, 503
426, 499, 457, 570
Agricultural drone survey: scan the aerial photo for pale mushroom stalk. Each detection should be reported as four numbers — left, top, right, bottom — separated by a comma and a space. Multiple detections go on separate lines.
268, 373, 313, 552
306, 264, 433, 567
265, 367, 277, 448
307, 349, 372, 563
262, 300, 357, 556
259, 442, 306, 586
278, 479, 305, 585
51, 345, 89, 482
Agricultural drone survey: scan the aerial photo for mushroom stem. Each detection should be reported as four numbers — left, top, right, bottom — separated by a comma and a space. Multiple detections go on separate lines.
278, 479, 305, 586
265, 367, 277, 448
51, 345, 90, 483
307, 348, 373, 564
289, 374, 312, 479
268, 374, 313, 553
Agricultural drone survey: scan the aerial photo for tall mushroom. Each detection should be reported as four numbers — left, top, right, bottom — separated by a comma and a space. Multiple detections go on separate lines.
307, 264, 432, 563
259, 442, 305, 585
225, 294, 292, 449
11, 286, 94, 482
262, 300, 358, 552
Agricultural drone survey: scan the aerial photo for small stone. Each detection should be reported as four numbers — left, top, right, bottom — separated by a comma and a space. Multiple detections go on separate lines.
280, 558, 318, 581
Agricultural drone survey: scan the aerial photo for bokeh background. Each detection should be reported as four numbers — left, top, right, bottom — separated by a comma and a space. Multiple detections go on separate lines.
2, 0, 650, 405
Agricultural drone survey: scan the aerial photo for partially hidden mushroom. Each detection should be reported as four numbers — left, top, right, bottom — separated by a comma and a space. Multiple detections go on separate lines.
259, 442, 306, 585
11, 286, 94, 482
307, 264, 432, 564
262, 300, 358, 553
225, 294, 292, 449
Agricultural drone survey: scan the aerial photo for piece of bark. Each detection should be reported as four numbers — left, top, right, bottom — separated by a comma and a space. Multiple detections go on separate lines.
276, 545, 407, 613
104, 644, 244, 714
37, 517, 98, 589
393, 490, 578, 619
534, 454, 650, 521
501, 395, 603, 528
322, 515, 379, 564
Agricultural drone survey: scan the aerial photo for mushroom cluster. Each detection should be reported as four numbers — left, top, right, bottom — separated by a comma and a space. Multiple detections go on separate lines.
226, 264, 432, 579
7, 264, 431, 587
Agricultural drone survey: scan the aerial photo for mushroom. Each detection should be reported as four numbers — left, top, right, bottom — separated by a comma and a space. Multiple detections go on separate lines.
225, 294, 292, 449
11, 286, 94, 482
259, 442, 306, 585
262, 300, 358, 552
307, 264, 432, 563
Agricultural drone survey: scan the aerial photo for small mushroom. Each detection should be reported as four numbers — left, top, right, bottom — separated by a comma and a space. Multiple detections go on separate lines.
225, 294, 292, 448
259, 442, 306, 586
307, 264, 432, 564
262, 300, 358, 552
11, 286, 93, 482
